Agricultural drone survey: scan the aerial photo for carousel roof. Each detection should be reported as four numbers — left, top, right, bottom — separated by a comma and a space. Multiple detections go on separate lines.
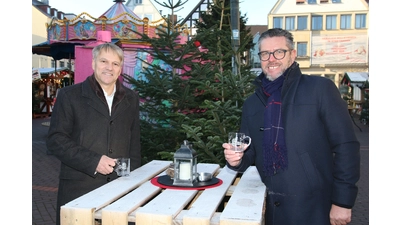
99, 0, 140, 21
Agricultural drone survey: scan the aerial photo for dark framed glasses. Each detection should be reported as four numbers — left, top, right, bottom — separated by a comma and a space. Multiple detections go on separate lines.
258, 49, 291, 61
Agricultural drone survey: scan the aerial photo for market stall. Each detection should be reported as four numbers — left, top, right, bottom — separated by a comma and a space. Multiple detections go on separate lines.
32, 67, 74, 118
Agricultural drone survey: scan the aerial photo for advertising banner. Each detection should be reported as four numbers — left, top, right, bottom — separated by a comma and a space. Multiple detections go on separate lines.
311, 34, 368, 65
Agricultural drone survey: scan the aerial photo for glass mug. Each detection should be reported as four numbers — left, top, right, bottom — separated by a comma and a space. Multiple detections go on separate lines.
114, 158, 130, 176
228, 132, 252, 152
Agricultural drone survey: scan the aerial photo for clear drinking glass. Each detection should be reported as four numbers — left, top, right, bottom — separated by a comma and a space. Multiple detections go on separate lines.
115, 158, 130, 176
228, 132, 252, 152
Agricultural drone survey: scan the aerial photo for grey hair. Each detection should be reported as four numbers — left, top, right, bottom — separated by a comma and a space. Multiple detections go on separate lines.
258, 28, 294, 51
92, 43, 124, 64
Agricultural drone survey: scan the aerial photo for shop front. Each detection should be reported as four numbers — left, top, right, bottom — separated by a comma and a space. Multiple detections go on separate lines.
32, 67, 74, 118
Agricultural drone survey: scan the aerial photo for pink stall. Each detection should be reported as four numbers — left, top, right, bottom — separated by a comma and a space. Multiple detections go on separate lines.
35, 0, 189, 85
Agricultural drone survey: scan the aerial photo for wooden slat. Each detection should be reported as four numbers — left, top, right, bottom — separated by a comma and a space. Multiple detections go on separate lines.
136, 189, 198, 225
219, 166, 266, 225
101, 181, 163, 224
60, 207, 94, 225
182, 166, 238, 225
60, 160, 171, 225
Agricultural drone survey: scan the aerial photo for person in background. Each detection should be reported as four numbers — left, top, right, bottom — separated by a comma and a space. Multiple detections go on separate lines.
223, 28, 360, 225
46, 43, 141, 225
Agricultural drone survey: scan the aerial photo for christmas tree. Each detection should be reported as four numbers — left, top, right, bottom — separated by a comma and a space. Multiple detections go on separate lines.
123, 0, 256, 165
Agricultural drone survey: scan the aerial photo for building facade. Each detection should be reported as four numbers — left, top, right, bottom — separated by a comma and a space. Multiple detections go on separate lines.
268, 0, 369, 87
32, 0, 71, 70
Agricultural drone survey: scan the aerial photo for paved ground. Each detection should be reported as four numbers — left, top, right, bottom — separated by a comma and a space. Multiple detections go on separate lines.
32, 115, 369, 225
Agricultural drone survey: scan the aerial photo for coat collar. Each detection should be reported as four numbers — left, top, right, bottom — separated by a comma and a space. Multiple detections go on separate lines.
81, 75, 128, 117
253, 62, 301, 105
85, 75, 126, 104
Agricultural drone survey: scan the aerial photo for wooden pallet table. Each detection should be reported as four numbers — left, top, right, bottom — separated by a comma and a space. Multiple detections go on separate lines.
60, 160, 266, 225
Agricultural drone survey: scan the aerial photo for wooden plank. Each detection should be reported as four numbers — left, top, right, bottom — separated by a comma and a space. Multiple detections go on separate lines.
61, 160, 171, 225
219, 166, 266, 225
101, 181, 162, 225
136, 189, 198, 225
60, 207, 94, 225
135, 163, 221, 225
182, 166, 238, 225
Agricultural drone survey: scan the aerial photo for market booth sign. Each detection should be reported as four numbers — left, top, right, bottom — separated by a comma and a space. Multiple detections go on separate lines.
32, 67, 72, 80
32, 69, 41, 82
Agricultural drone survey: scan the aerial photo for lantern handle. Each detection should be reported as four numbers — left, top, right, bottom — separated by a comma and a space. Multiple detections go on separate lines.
183, 140, 189, 146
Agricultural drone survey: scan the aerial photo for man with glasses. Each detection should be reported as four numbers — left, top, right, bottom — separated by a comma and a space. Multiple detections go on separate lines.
223, 28, 360, 225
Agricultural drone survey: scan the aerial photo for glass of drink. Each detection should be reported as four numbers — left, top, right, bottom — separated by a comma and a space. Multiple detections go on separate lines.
228, 132, 252, 152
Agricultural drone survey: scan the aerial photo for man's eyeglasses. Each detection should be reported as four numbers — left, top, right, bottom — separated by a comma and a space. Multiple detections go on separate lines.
258, 49, 291, 61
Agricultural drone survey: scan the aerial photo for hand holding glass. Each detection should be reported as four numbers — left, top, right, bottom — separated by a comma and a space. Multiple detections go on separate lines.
228, 132, 252, 152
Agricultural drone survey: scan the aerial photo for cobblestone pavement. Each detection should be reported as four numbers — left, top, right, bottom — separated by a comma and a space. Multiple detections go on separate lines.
32, 116, 369, 225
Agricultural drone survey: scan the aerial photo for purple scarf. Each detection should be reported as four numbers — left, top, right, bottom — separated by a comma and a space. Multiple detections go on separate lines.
261, 75, 288, 176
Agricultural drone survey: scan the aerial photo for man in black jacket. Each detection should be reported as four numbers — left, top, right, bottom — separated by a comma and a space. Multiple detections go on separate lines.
47, 43, 141, 225
223, 28, 360, 225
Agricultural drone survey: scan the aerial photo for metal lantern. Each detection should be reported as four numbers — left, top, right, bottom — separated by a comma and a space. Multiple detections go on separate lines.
173, 140, 198, 186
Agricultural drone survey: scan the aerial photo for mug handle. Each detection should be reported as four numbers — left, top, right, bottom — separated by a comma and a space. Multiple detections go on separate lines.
244, 136, 252, 147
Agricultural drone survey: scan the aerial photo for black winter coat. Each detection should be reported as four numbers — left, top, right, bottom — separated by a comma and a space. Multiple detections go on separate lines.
46, 75, 141, 217
228, 63, 360, 225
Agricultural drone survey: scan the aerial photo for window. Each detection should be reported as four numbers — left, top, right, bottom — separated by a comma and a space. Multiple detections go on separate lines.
273, 17, 283, 29
286, 17, 295, 30
298, 16, 308, 30
355, 14, 367, 29
308, 0, 317, 4
332, 0, 341, 2
340, 14, 351, 29
51, 60, 55, 68
135, 0, 142, 3
297, 42, 307, 57
326, 15, 337, 30
60, 61, 65, 68
311, 15, 323, 30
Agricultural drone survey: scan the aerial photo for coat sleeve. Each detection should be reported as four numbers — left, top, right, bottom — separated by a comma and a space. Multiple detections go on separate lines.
319, 79, 360, 208
46, 88, 102, 177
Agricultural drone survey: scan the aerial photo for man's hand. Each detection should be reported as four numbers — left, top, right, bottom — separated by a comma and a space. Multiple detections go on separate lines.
96, 155, 116, 175
330, 204, 352, 225
222, 143, 244, 167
